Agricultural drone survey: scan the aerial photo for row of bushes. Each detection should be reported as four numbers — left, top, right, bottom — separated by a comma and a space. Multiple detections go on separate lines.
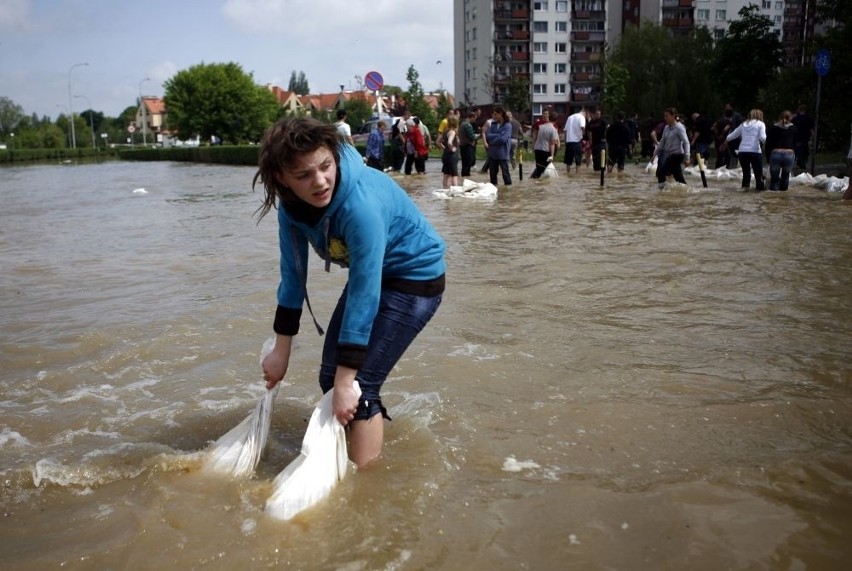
0, 147, 119, 164
117, 145, 263, 165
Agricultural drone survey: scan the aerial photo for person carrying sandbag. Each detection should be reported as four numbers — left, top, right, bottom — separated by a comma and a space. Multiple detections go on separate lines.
252, 117, 446, 469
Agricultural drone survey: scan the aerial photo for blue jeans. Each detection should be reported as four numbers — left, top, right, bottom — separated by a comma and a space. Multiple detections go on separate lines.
319, 284, 442, 420
769, 149, 795, 191
489, 158, 511, 185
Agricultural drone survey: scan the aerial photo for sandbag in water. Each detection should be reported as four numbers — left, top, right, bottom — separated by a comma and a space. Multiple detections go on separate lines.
265, 382, 360, 520
202, 338, 277, 477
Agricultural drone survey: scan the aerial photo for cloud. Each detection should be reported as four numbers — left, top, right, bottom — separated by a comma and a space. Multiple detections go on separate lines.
0, 0, 31, 30
146, 60, 179, 88
220, 0, 453, 92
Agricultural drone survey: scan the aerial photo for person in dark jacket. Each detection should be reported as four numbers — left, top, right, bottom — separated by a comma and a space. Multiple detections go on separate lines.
458, 110, 478, 176
605, 111, 631, 173
586, 109, 608, 172
765, 110, 798, 191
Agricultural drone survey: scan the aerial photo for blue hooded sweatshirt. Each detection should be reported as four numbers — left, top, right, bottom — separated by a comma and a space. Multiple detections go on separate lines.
275, 144, 446, 366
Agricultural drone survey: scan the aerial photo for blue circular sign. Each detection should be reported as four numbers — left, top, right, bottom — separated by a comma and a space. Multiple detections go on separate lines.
815, 49, 831, 77
365, 71, 384, 91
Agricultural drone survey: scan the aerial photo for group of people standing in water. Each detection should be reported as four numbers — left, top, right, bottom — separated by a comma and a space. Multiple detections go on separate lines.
359, 102, 847, 199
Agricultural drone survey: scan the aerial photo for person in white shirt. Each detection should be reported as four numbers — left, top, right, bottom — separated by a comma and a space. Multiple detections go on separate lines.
723, 108, 767, 191
563, 108, 587, 174
334, 109, 354, 146
530, 112, 560, 179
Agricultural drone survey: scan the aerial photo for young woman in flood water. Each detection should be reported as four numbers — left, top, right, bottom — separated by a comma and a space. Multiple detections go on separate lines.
252, 117, 446, 468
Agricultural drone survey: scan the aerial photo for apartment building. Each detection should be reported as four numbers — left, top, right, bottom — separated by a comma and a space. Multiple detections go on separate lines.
454, 1, 824, 120
454, 0, 694, 118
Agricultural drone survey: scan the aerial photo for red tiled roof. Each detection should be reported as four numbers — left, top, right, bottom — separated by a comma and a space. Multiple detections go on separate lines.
144, 97, 166, 114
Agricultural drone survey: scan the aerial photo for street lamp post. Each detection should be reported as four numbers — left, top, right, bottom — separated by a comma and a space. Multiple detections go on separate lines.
139, 77, 150, 146
67, 62, 89, 149
74, 94, 97, 149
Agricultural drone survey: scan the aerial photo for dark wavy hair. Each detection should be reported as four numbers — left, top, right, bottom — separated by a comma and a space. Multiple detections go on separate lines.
253, 116, 341, 220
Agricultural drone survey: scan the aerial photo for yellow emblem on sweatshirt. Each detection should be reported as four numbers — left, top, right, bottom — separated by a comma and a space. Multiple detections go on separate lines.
327, 236, 349, 267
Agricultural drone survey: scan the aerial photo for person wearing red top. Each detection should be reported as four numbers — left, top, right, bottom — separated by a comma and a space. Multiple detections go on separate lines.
404, 117, 429, 175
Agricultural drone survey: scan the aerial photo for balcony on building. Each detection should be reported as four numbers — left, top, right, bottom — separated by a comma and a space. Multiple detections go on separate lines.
572, 10, 606, 20
494, 7, 529, 22
494, 28, 530, 41
571, 31, 605, 42
571, 72, 600, 83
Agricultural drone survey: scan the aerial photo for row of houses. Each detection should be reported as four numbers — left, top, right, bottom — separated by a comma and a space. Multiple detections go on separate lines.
134, 85, 454, 145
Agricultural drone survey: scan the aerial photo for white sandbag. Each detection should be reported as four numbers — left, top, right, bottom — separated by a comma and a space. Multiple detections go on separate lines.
432, 179, 498, 200
790, 172, 816, 185
543, 161, 559, 178
265, 382, 360, 520
202, 338, 277, 477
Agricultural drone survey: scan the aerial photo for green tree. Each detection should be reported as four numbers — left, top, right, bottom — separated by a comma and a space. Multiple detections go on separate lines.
712, 4, 783, 111
435, 91, 454, 119
611, 23, 720, 118
600, 60, 628, 115
343, 96, 373, 132
0, 96, 25, 133
0, 97, 26, 134
288, 70, 310, 95
164, 62, 279, 144
504, 75, 530, 117
404, 65, 437, 131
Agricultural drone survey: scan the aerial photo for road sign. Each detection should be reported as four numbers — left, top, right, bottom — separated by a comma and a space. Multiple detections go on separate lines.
365, 71, 384, 91
815, 48, 831, 77
128, 124, 136, 133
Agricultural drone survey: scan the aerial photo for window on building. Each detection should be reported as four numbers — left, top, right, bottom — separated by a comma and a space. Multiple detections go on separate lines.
556, 1, 568, 11
697, 9, 709, 20
714, 28, 725, 40
533, 63, 548, 73
555, 21, 567, 32
774, 15, 782, 24
534, 21, 548, 32
575, 0, 603, 10
534, 42, 548, 53
554, 84, 566, 94
555, 42, 567, 53
716, 9, 726, 21
534, 1, 548, 10
533, 83, 548, 94
473, 47, 477, 59
775, 1, 782, 9
762, 0, 771, 9
554, 62, 567, 73
472, 27, 477, 40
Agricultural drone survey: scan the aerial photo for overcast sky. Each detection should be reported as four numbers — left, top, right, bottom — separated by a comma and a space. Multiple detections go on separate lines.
0, 0, 455, 119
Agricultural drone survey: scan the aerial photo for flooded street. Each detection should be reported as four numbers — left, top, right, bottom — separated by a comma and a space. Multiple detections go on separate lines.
1, 158, 850, 570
